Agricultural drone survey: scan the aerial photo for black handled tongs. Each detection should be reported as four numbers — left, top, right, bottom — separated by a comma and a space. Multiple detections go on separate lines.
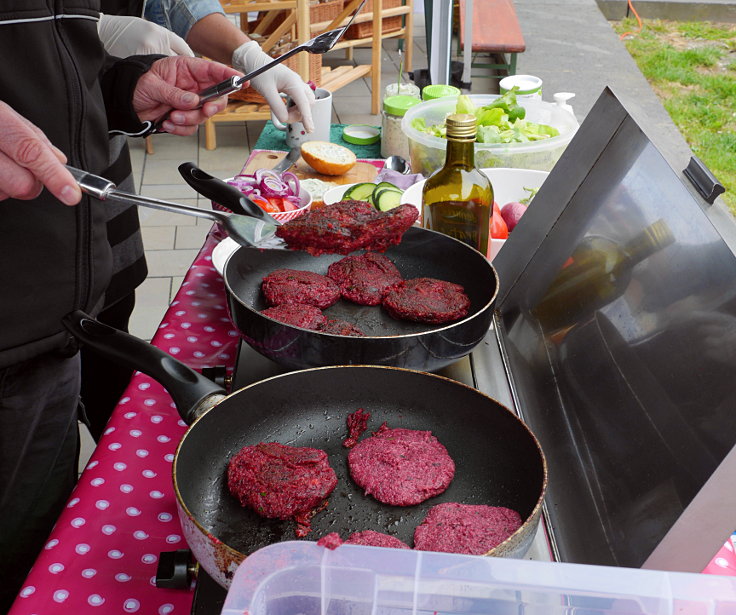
66, 165, 283, 249
150, 0, 366, 133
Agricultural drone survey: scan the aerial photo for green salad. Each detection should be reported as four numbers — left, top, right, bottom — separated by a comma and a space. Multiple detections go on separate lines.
411, 88, 560, 144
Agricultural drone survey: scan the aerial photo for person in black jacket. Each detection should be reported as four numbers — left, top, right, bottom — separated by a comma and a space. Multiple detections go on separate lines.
0, 4, 241, 609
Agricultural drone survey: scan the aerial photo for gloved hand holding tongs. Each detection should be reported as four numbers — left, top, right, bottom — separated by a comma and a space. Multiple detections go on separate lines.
149, 0, 366, 134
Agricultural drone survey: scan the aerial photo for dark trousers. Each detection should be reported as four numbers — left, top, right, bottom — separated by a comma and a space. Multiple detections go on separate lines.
80, 291, 136, 441
0, 353, 81, 613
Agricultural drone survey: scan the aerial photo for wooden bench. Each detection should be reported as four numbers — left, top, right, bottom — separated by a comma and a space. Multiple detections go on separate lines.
458, 0, 526, 78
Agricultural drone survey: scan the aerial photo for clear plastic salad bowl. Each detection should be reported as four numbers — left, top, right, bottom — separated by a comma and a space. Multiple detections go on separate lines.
401, 94, 579, 176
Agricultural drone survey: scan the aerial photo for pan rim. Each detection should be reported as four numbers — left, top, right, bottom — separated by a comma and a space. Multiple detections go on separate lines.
172, 364, 548, 562
223, 227, 500, 340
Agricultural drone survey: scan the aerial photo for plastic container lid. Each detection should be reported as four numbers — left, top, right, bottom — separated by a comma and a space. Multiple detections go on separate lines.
222, 541, 736, 615
383, 94, 421, 117
342, 124, 380, 145
422, 84, 461, 100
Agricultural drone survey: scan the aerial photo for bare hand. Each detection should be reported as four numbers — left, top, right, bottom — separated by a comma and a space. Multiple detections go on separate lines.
133, 56, 243, 135
0, 101, 81, 206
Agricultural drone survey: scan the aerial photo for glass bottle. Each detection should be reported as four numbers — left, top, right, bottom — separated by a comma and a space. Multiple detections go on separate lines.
533, 219, 675, 332
421, 113, 493, 255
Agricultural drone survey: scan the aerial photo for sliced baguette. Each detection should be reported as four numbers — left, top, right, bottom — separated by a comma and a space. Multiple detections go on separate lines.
301, 141, 357, 176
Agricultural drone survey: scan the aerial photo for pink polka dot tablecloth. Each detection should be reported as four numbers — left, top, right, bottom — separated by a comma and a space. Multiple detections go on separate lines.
11, 229, 238, 615
10, 224, 736, 614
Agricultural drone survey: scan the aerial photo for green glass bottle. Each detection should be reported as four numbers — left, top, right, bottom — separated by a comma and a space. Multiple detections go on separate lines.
533, 219, 675, 332
421, 113, 493, 255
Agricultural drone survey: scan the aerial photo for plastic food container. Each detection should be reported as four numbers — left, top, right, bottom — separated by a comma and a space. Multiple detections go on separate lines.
401, 94, 579, 175
422, 83, 461, 100
221, 541, 736, 615
381, 94, 422, 160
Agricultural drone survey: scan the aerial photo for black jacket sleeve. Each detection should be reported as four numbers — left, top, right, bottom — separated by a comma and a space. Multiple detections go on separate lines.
99, 53, 165, 136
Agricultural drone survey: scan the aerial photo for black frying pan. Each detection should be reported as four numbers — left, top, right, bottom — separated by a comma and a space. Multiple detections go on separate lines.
63, 312, 546, 588
223, 226, 499, 371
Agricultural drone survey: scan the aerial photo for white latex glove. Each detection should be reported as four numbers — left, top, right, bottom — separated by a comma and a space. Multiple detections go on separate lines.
232, 41, 316, 132
98, 14, 195, 57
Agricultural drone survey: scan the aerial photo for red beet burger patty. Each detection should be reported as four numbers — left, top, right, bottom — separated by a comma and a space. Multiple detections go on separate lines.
348, 426, 455, 506
227, 442, 338, 520
413, 503, 522, 555
346, 530, 410, 549
318, 318, 365, 337
275, 201, 419, 256
327, 252, 403, 306
382, 277, 471, 324
262, 268, 340, 309
260, 303, 326, 330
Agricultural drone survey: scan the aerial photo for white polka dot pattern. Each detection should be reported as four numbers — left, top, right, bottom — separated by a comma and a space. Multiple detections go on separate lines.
13, 231, 242, 614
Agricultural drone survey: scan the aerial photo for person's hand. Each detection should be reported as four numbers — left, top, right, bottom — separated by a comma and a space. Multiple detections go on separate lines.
232, 41, 315, 132
132, 56, 242, 135
98, 14, 194, 57
0, 101, 81, 206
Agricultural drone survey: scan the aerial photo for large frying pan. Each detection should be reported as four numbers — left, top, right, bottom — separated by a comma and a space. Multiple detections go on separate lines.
222, 226, 499, 371
64, 312, 547, 589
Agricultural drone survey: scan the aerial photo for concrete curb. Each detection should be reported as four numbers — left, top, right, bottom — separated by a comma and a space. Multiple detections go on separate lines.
597, 0, 736, 23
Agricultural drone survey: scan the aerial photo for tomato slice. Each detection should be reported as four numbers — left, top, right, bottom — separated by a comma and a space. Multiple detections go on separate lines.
250, 194, 280, 213
491, 202, 509, 239
280, 199, 298, 212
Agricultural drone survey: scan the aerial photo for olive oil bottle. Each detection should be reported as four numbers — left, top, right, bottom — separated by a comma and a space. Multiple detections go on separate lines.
421, 113, 493, 255
533, 219, 675, 332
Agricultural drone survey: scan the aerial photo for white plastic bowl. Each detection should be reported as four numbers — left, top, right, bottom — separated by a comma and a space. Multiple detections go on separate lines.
401, 95, 578, 175
212, 180, 312, 223
401, 167, 550, 260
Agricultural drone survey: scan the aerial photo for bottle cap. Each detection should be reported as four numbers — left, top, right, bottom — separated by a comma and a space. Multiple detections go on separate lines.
383, 95, 421, 117
445, 113, 477, 141
421, 84, 461, 101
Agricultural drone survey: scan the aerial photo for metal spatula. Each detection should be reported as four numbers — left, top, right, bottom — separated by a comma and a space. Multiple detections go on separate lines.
150, 0, 366, 133
66, 166, 279, 249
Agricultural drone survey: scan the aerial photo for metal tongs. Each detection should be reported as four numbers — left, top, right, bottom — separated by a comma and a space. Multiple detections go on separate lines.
66, 165, 282, 249
151, 0, 366, 133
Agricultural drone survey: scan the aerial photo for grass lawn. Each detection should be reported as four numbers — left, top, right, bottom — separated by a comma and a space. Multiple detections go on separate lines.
613, 18, 736, 213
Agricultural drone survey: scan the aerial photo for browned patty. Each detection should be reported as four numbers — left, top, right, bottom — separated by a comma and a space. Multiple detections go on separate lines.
413, 503, 522, 555
262, 268, 340, 309
348, 426, 455, 506
327, 252, 403, 306
318, 318, 365, 337
275, 201, 419, 256
260, 303, 326, 330
382, 277, 471, 324
227, 442, 338, 521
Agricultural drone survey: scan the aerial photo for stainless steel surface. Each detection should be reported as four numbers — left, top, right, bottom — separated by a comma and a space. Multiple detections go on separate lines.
486, 88, 736, 570
68, 165, 277, 248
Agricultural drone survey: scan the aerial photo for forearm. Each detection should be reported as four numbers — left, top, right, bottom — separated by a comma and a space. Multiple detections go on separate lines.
185, 12, 250, 64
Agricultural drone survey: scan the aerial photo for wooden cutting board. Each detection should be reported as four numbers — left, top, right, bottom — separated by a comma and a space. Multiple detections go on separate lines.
242, 150, 378, 185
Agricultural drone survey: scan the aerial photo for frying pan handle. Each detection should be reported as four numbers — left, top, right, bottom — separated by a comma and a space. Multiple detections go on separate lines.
63, 311, 225, 425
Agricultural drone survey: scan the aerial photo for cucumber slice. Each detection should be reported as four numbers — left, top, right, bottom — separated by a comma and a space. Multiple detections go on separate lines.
374, 181, 402, 194
343, 182, 377, 202
374, 188, 404, 212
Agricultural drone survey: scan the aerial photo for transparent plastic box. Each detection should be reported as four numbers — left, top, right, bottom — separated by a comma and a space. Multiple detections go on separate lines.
221, 541, 736, 615
401, 95, 579, 176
